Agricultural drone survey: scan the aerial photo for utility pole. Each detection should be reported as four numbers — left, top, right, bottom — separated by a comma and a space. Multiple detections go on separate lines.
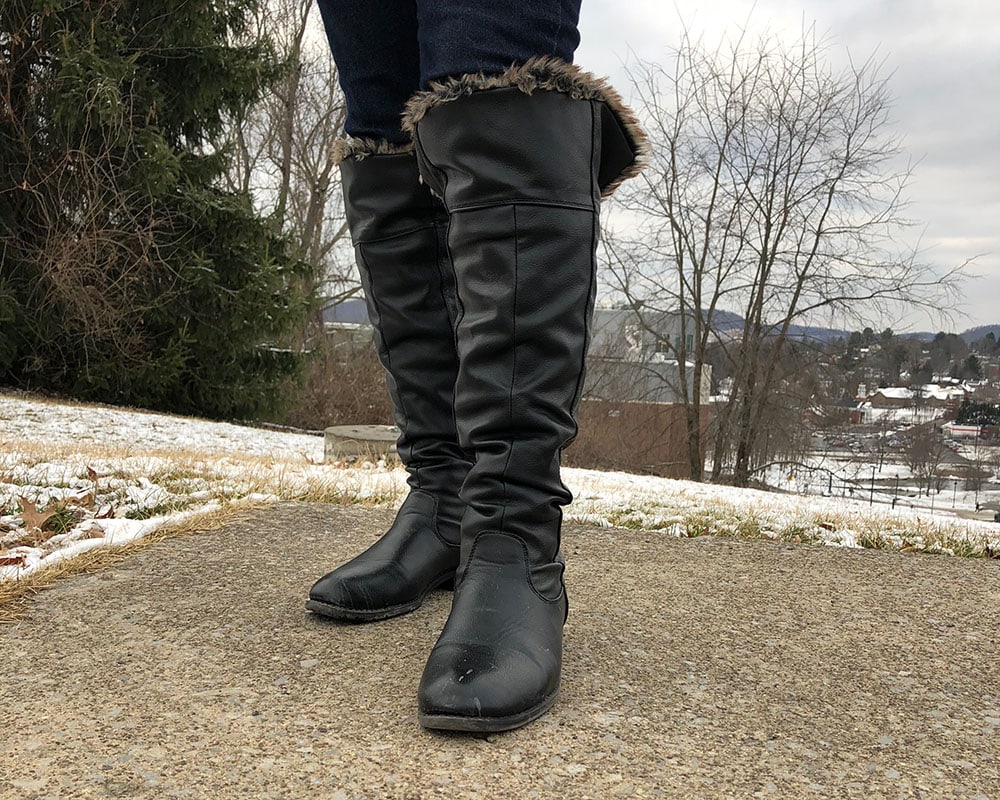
974, 427, 981, 509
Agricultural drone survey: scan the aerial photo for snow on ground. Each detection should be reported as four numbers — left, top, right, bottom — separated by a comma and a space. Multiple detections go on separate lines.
0, 393, 400, 581
2, 392, 998, 583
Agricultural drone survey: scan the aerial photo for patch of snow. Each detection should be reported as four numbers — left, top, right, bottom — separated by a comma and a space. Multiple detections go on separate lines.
817, 528, 862, 549
1, 392, 998, 585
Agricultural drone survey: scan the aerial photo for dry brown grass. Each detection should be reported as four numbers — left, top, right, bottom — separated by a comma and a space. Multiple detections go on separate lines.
0, 503, 254, 624
2, 438, 403, 504
2, 438, 313, 468
0, 435, 405, 621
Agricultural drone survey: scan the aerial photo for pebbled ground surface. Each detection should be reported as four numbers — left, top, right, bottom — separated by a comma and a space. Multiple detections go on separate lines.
1, 502, 997, 800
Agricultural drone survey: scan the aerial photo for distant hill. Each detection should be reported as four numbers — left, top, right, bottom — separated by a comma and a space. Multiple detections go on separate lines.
320, 297, 998, 346
898, 325, 1000, 344
722, 317, 997, 345
784, 324, 852, 343
896, 326, 1000, 343
709, 310, 849, 343
704, 308, 745, 332
779, 323, 1000, 344
960, 324, 1000, 343
322, 298, 369, 324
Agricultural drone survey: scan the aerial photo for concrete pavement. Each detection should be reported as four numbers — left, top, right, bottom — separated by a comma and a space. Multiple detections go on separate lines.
1, 502, 998, 799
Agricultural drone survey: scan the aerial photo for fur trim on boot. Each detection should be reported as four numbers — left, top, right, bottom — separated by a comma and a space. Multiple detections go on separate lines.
401, 56, 649, 197
333, 137, 414, 166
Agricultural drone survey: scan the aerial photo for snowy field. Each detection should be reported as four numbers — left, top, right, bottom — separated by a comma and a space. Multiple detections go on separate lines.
2, 391, 998, 585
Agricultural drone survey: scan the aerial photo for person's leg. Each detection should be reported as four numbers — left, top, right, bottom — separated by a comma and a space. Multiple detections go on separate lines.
406, 3, 648, 731
307, 1, 470, 622
416, 0, 581, 84
315, 0, 419, 143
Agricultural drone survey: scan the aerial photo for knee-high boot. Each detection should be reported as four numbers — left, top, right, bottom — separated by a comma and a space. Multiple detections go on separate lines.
307, 140, 471, 622
404, 59, 648, 730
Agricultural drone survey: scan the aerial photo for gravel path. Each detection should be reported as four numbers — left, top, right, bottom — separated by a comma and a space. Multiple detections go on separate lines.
1, 503, 997, 799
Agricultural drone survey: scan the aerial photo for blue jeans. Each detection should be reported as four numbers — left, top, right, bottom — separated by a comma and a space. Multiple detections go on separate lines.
315, 0, 582, 143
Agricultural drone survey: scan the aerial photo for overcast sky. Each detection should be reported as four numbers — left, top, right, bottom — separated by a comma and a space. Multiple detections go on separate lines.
576, 0, 1000, 333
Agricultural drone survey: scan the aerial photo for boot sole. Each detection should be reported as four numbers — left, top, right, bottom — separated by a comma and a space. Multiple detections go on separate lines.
418, 687, 559, 733
305, 572, 454, 623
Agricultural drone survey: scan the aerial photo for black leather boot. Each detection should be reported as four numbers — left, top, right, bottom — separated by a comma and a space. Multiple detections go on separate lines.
404, 58, 647, 730
307, 141, 471, 623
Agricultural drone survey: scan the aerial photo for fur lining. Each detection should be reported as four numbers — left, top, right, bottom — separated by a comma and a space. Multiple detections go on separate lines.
332, 137, 414, 166
401, 56, 650, 197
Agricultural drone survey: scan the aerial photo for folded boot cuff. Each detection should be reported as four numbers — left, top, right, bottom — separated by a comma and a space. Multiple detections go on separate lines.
333, 137, 415, 166
401, 56, 650, 196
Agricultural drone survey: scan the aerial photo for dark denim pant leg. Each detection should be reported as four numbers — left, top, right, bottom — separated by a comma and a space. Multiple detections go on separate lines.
416, 0, 582, 84
314, 0, 419, 143
315, 0, 582, 140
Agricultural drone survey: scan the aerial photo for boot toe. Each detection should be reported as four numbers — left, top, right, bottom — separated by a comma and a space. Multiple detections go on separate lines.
418, 642, 559, 731
308, 567, 367, 608
305, 495, 461, 623
307, 561, 411, 621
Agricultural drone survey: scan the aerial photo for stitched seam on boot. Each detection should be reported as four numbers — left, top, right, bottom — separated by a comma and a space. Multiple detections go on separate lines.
427, 210, 466, 517
415, 490, 457, 548
448, 200, 593, 214
441, 214, 464, 449
498, 206, 519, 534
431, 220, 458, 336
567, 100, 601, 444
413, 130, 448, 202
361, 248, 417, 489
355, 223, 440, 246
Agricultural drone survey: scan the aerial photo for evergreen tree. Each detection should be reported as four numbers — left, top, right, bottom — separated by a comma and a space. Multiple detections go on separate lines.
956, 398, 1000, 426
961, 354, 982, 381
0, 0, 312, 419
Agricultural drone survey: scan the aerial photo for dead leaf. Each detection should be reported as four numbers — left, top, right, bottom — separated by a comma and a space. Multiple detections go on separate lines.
69, 491, 96, 509
87, 466, 99, 482
0, 554, 27, 567
18, 497, 59, 532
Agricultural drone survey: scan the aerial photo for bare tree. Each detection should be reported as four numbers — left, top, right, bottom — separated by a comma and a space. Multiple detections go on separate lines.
216, 0, 352, 327
603, 24, 965, 485
902, 423, 949, 496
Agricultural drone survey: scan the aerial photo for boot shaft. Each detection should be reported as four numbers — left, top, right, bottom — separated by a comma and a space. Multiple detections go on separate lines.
405, 62, 647, 565
338, 147, 470, 529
